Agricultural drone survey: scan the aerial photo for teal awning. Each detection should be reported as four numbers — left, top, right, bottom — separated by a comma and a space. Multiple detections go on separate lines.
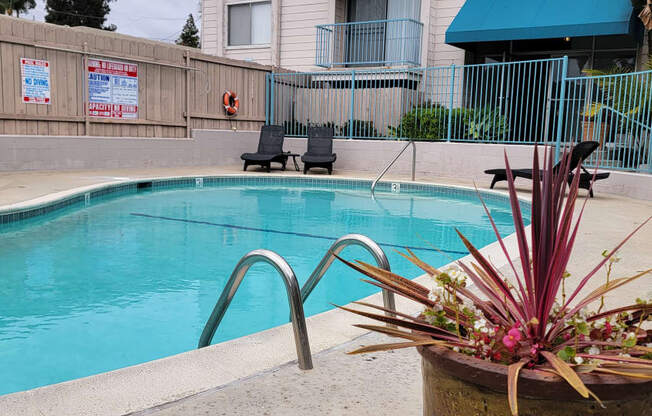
446, 0, 634, 45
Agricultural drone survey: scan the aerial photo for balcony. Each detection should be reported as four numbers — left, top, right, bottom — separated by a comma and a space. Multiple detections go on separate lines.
315, 18, 423, 68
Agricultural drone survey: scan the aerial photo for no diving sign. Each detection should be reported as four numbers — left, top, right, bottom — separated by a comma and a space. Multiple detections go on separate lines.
20, 58, 51, 104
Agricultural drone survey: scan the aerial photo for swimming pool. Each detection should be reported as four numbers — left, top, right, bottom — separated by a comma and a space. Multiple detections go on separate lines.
0, 176, 525, 395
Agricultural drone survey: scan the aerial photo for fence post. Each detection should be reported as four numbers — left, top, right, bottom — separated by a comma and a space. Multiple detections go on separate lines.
648, 135, 652, 174
185, 51, 192, 139
349, 70, 355, 140
555, 56, 569, 163
82, 42, 90, 136
270, 72, 275, 126
447, 64, 456, 142
265, 73, 270, 125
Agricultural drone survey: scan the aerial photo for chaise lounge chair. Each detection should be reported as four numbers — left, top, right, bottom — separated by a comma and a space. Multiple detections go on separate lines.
302, 127, 337, 175
484, 141, 610, 197
241, 125, 288, 172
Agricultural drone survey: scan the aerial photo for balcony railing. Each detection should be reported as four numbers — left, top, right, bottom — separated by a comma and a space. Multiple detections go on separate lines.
315, 18, 423, 68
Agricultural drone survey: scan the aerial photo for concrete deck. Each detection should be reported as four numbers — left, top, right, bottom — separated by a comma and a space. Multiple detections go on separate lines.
0, 167, 650, 415
131, 332, 422, 416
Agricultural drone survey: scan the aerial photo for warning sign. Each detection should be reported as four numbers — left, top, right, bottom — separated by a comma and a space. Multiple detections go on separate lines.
87, 58, 138, 119
21, 58, 51, 104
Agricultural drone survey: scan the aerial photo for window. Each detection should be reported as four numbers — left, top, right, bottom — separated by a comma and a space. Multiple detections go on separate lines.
228, 2, 271, 46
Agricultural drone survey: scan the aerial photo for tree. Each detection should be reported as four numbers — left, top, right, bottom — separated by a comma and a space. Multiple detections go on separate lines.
45, 0, 117, 31
632, 0, 652, 61
176, 14, 200, 48
0, 0, 36, 17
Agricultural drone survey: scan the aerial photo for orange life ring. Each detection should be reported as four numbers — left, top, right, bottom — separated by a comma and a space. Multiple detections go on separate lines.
223, 91, 239, 115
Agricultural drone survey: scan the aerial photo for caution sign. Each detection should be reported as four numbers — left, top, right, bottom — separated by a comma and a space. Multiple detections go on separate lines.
21, 58, 51, 104
87, 58, 138, 119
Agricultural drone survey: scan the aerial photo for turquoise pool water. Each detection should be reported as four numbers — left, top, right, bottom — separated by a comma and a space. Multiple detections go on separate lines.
0, 178, 523, 395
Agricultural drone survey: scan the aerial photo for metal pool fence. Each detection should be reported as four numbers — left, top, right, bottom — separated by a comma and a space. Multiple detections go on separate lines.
563, 70, 652, 173
265, 57, 652, 173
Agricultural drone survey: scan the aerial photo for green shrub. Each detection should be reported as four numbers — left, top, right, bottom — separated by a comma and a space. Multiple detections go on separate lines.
448, 108, 474, 140
283, 120, 308, 136
389, 105, 475, 141
338, 119, 379, 138
388, 104, 449, 140
466, 107, 509, 140
390, 105, 509, 141
283, 120, 339, 136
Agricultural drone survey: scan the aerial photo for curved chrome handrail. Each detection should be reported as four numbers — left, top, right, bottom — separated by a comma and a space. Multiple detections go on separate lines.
299, 234, 396, 315
370, 140, 415, 195
198, 249, 313, 370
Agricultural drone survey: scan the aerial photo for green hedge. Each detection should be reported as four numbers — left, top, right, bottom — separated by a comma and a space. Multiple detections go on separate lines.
389, 105, 509, 141
282, 119, 378, 138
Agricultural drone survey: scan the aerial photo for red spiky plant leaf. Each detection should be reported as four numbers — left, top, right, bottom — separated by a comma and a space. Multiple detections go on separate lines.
337, 145, 651, 415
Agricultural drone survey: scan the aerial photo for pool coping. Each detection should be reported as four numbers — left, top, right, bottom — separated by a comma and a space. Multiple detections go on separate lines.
0, 174, 526, 224
0, 173, 529, 416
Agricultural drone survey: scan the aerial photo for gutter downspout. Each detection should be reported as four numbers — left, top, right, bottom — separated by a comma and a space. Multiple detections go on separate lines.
273, 0, 282, 69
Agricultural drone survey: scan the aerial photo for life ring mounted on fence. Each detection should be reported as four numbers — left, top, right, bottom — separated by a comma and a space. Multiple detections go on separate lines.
223, 90, 239, 115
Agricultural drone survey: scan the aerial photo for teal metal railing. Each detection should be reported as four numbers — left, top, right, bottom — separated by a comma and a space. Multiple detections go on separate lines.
266, 58, 652, 173
563, 70, 652, 173
268, 58, 566, 143
315, 19, 423, 68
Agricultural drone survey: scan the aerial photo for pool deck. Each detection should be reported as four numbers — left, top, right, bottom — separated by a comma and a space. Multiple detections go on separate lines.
0, 166, 650, 416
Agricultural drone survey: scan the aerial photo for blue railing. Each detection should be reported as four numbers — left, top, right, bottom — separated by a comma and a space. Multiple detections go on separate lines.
563, 70, 652, 173
268, 58, 566, 143
266, 57, 652, 174
315, 18, 423, 68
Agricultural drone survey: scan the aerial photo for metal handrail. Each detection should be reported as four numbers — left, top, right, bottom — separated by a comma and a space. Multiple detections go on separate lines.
370, 140, 415, 195
315, 18, 423, 68
316, 17, 424, 28
299, 234, 395, 316
198, 249, 313, 370
597, 105, 652, 132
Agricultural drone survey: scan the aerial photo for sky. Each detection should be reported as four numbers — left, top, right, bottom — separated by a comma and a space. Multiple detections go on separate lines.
19, 0, 201, 44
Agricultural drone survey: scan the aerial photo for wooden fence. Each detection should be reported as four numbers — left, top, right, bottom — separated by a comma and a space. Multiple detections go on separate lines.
0, 15, 271, 138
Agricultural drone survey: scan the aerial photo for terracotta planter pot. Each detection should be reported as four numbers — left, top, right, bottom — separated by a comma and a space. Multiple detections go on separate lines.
418, 345, 652, 416
582, 120, 609, 144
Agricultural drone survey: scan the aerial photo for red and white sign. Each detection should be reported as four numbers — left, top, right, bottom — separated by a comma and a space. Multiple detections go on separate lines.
20, 58, 51, 104
87, 58, 138, 119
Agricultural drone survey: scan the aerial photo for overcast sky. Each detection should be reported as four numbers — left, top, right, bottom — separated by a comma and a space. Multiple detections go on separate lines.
20, 0, 201, 44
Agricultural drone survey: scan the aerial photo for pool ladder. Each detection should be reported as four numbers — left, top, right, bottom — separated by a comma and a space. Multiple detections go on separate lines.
370, 140, 416, 196
197, 234, 395, 370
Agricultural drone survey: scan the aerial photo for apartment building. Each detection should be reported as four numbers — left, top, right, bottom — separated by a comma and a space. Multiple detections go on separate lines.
200, 0, 466, 71
199, 0, 650, 142
201, 1, 649, 73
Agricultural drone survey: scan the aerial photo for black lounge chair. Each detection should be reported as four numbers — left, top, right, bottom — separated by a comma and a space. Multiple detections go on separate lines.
302, 127, 337, 175
484, 141, 610, 198
241, 125, 288, 172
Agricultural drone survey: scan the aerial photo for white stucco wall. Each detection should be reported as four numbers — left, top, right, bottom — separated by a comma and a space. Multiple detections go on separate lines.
1, 130, 650, 200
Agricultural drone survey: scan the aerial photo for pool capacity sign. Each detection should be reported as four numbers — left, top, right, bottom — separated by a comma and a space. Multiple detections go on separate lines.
87, 58, 138, 119
20, 58, 51, 104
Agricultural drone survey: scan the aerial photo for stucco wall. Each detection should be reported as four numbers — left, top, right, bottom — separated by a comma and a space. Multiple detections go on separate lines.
202, 0, 330, 71
427, 0, 466, 68
0, 132, 258, 171
1, 129, 650, 200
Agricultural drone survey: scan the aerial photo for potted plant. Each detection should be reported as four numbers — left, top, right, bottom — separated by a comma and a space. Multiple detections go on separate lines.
581, 102, 610, 145
337, 146, 651, 415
